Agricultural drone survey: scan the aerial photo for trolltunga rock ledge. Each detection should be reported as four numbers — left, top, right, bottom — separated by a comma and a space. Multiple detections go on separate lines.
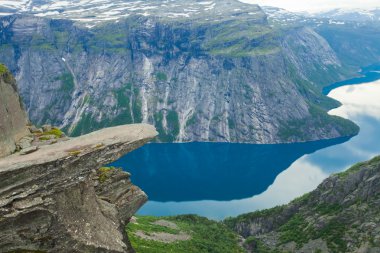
0, 124, 158, 253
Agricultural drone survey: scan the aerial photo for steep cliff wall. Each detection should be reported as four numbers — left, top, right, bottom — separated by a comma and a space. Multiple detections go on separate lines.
0, 63, 29, 157
0, 1, 359, 143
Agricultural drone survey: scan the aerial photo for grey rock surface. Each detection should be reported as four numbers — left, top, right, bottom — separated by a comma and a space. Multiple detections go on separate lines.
0, 64, 29, 157
0, 0, 359, 143
0, 124, 158, 253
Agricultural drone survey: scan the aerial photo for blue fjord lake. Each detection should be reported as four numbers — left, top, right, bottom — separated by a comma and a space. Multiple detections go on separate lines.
111, 67, 380, 220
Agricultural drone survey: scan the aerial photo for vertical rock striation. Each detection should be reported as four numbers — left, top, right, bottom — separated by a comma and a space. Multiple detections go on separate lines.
0, 1, 359, 143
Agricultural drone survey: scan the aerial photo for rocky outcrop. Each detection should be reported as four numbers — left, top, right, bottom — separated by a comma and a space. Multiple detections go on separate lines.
0, 63, 29, 157
0, 0, 359, 143
225, 156, 380, 253
0, 124, 157, 253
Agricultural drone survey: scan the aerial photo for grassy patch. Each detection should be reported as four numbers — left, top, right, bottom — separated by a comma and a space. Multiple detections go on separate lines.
203, 21, 279, 57
40, 127, 65, 138
0, 63, 8, 75
97, 167, 121, 183
128, 216, 180, 235
127, 215, 244, 253
224, 205, 285, 229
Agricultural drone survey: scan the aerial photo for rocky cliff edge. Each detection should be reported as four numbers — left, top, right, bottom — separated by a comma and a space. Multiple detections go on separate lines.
0, 124, 158, 253
0, 63, 29, 158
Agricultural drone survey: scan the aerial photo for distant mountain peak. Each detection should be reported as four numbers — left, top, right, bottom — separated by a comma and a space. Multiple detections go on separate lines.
313, 7, 380, 22
0, 0, 264, 27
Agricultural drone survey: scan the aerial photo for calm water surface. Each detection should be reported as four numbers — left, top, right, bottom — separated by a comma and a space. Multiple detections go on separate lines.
111, 68, 380, 220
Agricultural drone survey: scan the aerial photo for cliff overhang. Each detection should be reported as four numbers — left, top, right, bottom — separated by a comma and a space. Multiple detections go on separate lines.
0, 124, 158, 253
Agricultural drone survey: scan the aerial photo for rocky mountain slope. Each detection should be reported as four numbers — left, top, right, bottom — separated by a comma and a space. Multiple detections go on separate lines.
263, 6, 380, 68
0, 0, 360, 143
0, 67, 158, 252
0, 63, 29, 157
225, 156, 380, 253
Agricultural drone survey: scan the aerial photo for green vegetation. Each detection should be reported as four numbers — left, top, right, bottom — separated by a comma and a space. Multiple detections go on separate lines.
289, 192, 311, 205
285, 60, 342, 110
54, 31, 69, 46
97, 167, 121, 183
70, 113, 103, 137
308, 104, 357, 134
209, 45, 280, 57
132, 87, 143, 122
203, 21, 280, 57
128, 216, 180, 236
39, 127, 65, 138
336, 155, 380, 179
0, 63, 13, 83
0, 63, 8, 75
127, 215, 244, 253
70, 83, 143, 136
278, 104, 359, 142
39, 136, 52, 141
277, 213, 348, 252
154, 110, 180, 142
55, 73, 75, 92
89, 29, 128, 54
155, 72, 168, 82
314, 204, 342, 216
244, 237, 284, 253
317, 219, 347, 253
224, 205, 285, 228
224, 155, 380, 253
167, 111, 180, 137
185, 114, 197, 127
228, 118, 235, 129
278, 214, 313, 246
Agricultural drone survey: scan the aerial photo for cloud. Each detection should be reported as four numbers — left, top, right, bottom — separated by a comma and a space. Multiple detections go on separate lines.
239, 0, 380, 13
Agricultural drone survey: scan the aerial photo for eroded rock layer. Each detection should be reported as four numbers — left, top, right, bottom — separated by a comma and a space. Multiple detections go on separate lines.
0, 124, 158, 253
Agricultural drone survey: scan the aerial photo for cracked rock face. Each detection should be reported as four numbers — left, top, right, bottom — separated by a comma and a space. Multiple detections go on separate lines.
0, 64, 29, 157
0, 124, 158, 253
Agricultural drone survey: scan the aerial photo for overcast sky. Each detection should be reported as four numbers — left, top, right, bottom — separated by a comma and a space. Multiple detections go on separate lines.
239, 0, 380, 13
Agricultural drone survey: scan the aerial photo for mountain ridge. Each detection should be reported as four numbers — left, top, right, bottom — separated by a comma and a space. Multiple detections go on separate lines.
0, 6, 360, 143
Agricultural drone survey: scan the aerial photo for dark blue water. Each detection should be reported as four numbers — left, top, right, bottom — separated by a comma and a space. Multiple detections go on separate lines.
111, 137, 350, 202
111, 66, 380, 219
323, 64, 380, 95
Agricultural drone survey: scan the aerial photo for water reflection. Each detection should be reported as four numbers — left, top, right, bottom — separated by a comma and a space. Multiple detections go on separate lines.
111, 137, 349, 202
112, 71, 380, 220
